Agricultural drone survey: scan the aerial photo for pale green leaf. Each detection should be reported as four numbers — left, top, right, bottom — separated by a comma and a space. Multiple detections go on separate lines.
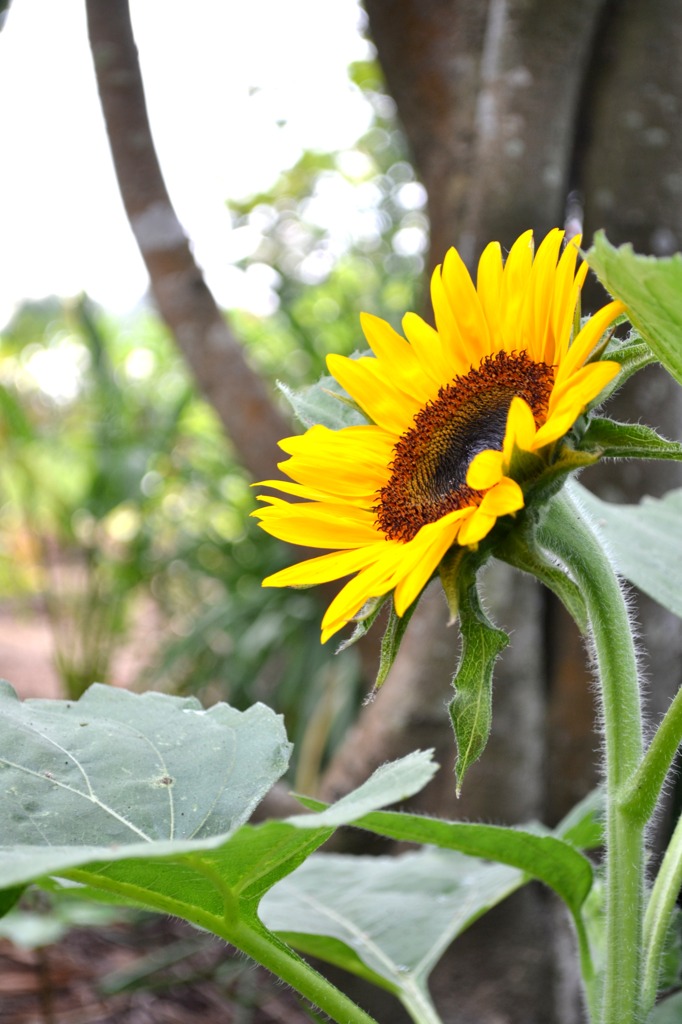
287, 749, 438, 829
261, 847, 522, 1001
0, 680, 291, 854
649, 992, 682, 1023
554, 788, 604, 850
569, 483, 682, 618
0, 685, 441, 1024
577, 418, 682, 461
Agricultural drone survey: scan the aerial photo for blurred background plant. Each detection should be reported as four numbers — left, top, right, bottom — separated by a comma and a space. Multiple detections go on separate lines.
0, 56, 424, 789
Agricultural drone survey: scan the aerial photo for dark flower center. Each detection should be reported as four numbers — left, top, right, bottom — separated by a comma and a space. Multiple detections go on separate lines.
376, 351, 554, 542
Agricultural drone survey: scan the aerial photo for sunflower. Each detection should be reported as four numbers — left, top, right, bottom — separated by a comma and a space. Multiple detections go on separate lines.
253, 229, 625, 642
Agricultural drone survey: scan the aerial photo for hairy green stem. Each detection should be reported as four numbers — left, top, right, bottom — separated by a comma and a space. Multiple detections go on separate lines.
65, 868, 379, 1024
641, 810, 682, 1015
230, 918, 382, 1024
540, 486, 644, 1024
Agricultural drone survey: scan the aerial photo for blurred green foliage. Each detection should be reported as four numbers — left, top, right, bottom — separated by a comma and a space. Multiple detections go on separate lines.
0, 57, 423, 785
229, 59, 428, 384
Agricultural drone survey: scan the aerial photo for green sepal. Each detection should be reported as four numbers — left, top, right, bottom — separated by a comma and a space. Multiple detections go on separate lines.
438, 547, 467, 623
449, 562, 509, 794
576, 417, 682, 461
335, 595, 389, 654
522, 444, 599, 509
495, 521, 588, 633
599, 331, 657, 403
372, 598, 419, 694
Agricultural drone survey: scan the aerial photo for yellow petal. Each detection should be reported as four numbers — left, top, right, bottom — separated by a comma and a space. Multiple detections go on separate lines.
262, 544, 387, 589
441, 245, 491, 359
457, 478, 524, 547
502, 396, 537, 461
534, 362, 621, 448
255, 500, 380, 549
478, 477, 524, 516
429, 263, 480, 370
402, 311, 460, 386
476, 241, 504, 349
360, 312, 435, 403
466, 449, 504, 490
327, 354, 419, 435
523, 228, 564, 362
320, 543, 405, 641
392, 514, 464, 614
457, 508, 496, 547
500, 230, 534, 349
548, 360, 621, 417
550, 235, 582, 360
554, 300, 624, 386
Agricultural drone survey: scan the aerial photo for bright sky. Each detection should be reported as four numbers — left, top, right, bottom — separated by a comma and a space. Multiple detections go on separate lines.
0, 0, 372, 327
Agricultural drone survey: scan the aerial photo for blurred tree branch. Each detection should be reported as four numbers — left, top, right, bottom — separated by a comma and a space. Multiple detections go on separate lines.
85, 0, 290, 484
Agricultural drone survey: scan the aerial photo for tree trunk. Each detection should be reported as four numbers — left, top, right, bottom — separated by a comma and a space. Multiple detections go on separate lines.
85, 0, 290, 484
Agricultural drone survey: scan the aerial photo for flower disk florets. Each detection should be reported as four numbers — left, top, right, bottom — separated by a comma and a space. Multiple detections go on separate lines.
376, 351, 555, 543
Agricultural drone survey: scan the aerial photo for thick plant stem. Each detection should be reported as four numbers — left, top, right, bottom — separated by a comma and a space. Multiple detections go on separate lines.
540, 486, 644, 1024
231, 919, 381, 1024
66, 868, 379, 1024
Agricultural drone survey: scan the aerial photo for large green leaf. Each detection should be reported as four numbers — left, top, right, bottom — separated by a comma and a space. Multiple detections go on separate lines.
587, 233, 682, 387
0, 681, 291, 850
276, 790, 601, 1020
0, 684, 438, 1024
0, 682, 437, 891
261, 848, 523, 1019
569, 482, 682, 618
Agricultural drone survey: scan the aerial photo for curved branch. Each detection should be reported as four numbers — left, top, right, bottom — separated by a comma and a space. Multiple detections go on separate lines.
85, 0, 290, 483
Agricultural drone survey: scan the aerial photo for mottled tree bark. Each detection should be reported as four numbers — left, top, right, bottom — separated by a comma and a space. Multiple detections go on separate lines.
85, 0, 290, 484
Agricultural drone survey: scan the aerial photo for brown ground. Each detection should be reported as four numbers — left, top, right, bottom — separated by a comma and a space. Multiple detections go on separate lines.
0, 607, 311, 1024
0, 915, 311, 1024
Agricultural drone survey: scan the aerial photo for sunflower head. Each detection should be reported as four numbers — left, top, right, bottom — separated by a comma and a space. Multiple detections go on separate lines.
253, 228, 625, 644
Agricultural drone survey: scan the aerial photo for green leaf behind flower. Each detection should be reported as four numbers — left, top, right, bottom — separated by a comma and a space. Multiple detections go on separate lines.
578, 418, 682, 461
587, 233, 682, 387
449, 564, 509, 793
278, 370, 369, 430
569, 482, 682, 618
